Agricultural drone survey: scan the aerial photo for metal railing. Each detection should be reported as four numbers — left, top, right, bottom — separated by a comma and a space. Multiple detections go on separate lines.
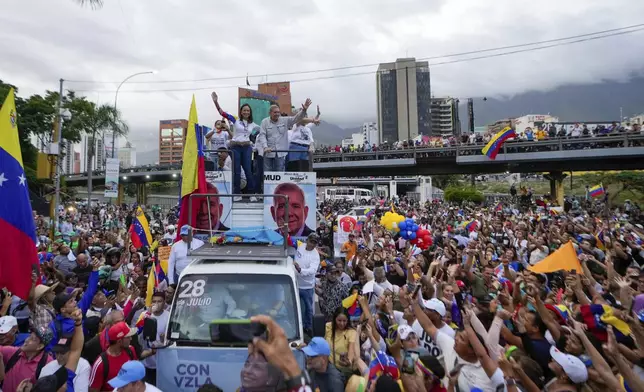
65, 133, 644, 177
187, 193, 289, 251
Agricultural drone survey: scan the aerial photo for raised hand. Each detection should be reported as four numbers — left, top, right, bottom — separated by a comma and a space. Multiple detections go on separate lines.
211, 91, 218, 102
302, 98, 312, 111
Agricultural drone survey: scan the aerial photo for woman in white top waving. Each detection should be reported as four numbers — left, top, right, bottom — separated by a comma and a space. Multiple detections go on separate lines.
211, 91, 258, 201
287, 105, 321, 172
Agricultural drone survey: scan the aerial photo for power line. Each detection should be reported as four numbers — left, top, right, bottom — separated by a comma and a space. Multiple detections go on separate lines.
71, 26, 644, 94
66, 23, 644, 85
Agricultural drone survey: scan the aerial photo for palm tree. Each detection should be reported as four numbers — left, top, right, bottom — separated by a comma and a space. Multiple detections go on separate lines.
75, 0, 103, 8
70, 103, 128, 202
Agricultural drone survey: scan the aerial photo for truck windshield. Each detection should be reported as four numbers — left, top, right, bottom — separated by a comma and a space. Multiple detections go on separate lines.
168, 273, 299, 345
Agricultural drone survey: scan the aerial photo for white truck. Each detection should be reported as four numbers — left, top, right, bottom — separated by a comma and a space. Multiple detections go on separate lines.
154, 194, 306, 392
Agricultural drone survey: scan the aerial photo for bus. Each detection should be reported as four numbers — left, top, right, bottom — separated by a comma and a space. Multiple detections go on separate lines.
323, 187, 373, 204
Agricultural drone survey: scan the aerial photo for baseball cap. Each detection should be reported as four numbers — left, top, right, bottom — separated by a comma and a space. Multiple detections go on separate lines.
167, 225, 175, 230
179, 225, 192, 236
108, 360, 145, 388
108, 321, 138, 341
52, 336, 73, 353
398, 324, 416, 340
52, 292, 74, 314
301, 337, 331, 357
0, 316, 18, 334
422, 298, 446, 317
32, 325, 54, 347
32, 366, 68, 392
549, 346, 588, 384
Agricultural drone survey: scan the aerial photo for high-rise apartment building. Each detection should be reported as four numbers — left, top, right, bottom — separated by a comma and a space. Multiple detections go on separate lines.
80, 134, 104, 172
118, 141, 137, 169
62, 141, 74, 175
362, 122, 379, 145
430, 98, 459, 136
159, 119, 188, 165
376, 58, 431, 144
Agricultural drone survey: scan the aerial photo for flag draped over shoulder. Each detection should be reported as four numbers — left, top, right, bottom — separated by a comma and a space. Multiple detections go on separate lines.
129, 206, 152, 248
0, 89, 38, 299
528, 241, 583, 274
482, 127, 516, 160
176, 95, 207, 240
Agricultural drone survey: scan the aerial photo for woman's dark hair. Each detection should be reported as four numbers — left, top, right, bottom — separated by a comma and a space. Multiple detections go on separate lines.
331, 307, 351, 366
239, 103, 253, 123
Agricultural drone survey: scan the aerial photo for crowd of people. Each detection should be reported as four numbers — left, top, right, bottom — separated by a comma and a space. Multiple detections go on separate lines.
314, 121, 644, 157
5, 181, 644, 391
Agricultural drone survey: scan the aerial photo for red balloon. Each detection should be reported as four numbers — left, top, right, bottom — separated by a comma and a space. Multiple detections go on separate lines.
423, 235, 432, 246
410, 238, 418, 245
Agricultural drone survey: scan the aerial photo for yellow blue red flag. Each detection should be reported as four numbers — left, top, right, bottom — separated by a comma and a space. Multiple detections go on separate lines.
0, 88, 38, 299
129, 206, 152, 248
482, 127, 516, 160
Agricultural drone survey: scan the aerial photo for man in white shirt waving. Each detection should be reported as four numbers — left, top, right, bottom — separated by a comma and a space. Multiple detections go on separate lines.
168, 225, 204, 285
293, 233, 320, 336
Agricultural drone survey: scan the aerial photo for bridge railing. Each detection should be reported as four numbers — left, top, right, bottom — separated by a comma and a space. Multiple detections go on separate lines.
67, 133, 644, 178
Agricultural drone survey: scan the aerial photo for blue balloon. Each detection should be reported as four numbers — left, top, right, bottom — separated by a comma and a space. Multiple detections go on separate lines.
410, 232, 417, 240
399, 221, 408, 230
407, 230, 413, 237
412, 224, 419, 232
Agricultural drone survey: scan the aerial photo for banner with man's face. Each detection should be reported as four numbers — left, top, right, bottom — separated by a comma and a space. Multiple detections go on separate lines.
263, 172, 317, 241
193, 171, 232, 238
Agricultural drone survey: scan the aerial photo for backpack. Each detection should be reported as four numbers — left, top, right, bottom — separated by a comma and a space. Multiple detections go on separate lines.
1, 349, 50, 387
100, 347, 134, 382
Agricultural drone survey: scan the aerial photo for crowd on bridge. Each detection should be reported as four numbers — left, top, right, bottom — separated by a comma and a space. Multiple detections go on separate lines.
4, 171, 644, 392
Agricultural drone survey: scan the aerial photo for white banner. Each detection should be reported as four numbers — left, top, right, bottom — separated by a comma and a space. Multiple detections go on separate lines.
104, 158, 120, 197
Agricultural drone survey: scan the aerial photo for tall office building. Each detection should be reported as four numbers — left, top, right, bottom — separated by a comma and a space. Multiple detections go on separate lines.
376, 58, 431, 144
62, 141, 74, 175
159, 119, 188, 164
430, 98, 459, 136
118, 141, 137, 168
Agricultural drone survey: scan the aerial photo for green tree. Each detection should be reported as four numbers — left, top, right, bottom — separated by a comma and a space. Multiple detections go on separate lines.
444, 186, 484, 204
433, 175, 461, 190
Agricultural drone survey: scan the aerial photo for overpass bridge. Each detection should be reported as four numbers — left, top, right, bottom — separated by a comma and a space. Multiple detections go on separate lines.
63, 134, 644, 205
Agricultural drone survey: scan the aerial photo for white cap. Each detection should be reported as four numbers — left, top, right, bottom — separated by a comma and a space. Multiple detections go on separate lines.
549, 346, 588, 384
167, 225, 175, 231
422, 298, 446, 317
0, 316, 18, 334
398, 324, 416, 340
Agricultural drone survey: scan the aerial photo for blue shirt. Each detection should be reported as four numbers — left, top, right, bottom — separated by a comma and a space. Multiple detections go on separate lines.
47, 270, 99, 351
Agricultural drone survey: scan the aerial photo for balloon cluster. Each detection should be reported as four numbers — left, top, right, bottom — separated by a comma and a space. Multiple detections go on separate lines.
398, 219, 418, 240
413, 229, 432, 250
380, 211, 405, 233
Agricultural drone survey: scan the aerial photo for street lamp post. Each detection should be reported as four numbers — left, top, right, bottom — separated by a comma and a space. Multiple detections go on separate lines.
53, 78, 72, 235
111, 71, 156, 158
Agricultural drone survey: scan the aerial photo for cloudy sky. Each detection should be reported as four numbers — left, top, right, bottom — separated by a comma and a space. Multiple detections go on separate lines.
3, 0, 644, 153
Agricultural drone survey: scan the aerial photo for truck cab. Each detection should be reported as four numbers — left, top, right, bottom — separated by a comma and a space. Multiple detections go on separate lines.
156, 197, 305, 391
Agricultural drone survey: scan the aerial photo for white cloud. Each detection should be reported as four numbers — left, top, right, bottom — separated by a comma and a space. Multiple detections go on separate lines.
2, 0, 644, 150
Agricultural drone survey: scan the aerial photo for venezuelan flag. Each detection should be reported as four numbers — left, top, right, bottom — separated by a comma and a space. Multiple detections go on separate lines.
129, 206, 152, 248
589, 184, 605, 198
145, 254, 168, 306
494, 202, 503, 212
0, 89, 39, 299
595, 231, 606, 251
482, 127, 516, 160
368, 351, 400, 381
579, 304, 631, 342
342, 293, 362, 317
176, 96, 208, 240
463, 220, 478, 232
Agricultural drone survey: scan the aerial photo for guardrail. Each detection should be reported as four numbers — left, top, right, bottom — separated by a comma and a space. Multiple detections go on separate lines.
66, 133, 644, 177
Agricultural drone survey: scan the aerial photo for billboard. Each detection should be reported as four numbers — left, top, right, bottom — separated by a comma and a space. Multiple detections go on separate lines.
263, 172, 316, 242
192, 171, 232, 237
104, 158, 120, 197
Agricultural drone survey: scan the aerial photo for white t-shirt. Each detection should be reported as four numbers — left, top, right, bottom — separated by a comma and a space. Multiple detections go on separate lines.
231, 120, 258, 143
436, 331, 505, 392
116, 383, 163, 392
209, 130, 229, 150
412, 321, 455, 358
140, 310, 171, 369
40, 358, 91, 392
290, 125, 314, 146
168, 238, 205, 284
294, 244, 320, 290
